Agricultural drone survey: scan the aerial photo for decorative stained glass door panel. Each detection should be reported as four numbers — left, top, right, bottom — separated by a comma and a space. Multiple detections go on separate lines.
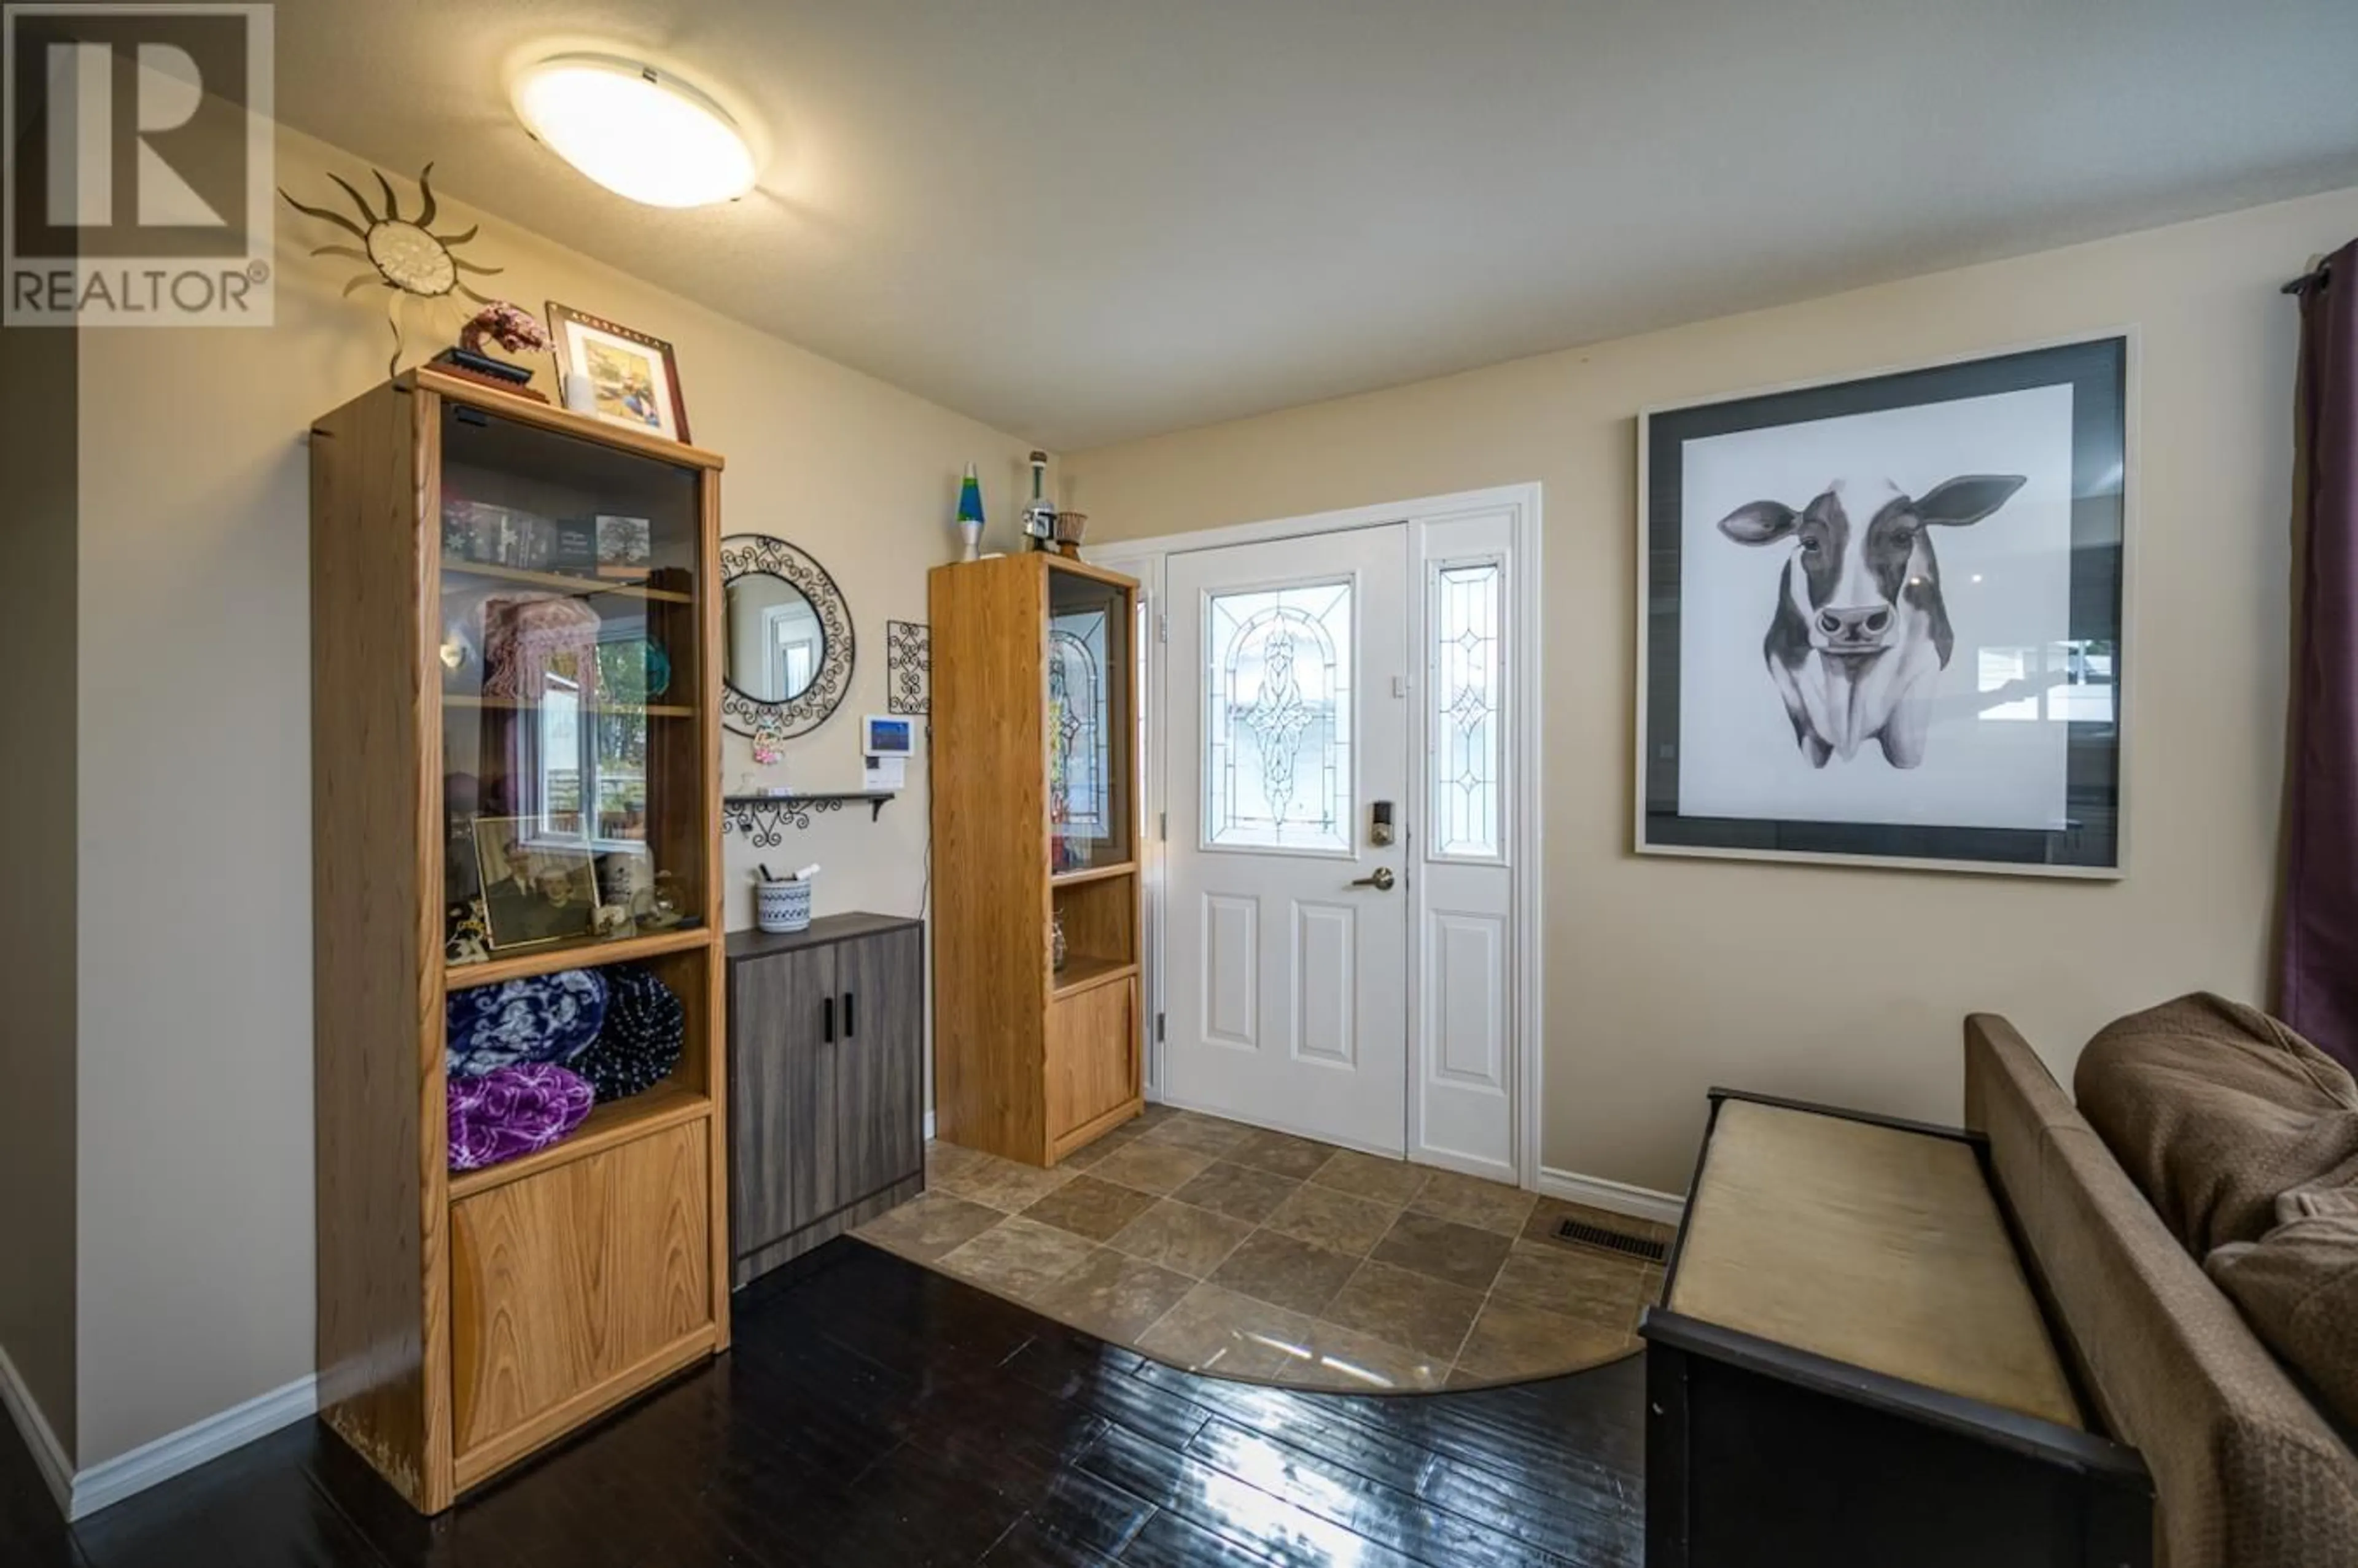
1203, 580, 1354, 854
1048, 565, 1134, 874
1164, 527, 1410, 1154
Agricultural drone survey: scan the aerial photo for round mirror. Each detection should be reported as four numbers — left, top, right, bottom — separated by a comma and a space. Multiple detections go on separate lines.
725, 572, 825, 702
717, 534, 854, 739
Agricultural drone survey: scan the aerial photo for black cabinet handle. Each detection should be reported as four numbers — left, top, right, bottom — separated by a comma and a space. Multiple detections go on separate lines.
842, 991, 856, 1038
823, 995, 835, 1044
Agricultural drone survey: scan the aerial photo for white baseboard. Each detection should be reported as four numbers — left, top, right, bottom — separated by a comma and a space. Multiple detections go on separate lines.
1536, 1165, 1687, 1230
68, 1373, 316, 1521
0, 1339, 73, 1516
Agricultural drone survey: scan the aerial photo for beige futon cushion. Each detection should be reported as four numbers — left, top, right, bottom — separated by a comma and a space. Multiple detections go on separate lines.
2208, 1206, 2358, 1432
2073, 993, 2358, 1256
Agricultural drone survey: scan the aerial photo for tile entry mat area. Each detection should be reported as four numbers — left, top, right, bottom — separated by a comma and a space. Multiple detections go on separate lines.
855, 1104, 1670, 1392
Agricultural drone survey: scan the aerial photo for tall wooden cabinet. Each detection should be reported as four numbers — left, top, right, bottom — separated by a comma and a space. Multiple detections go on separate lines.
930, 554, 1144, 1166
727, 915, 927, 1285
308, 369, 729, 1513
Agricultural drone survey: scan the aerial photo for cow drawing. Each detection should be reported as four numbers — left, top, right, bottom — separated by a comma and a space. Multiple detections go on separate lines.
1717, 474, 2025, 770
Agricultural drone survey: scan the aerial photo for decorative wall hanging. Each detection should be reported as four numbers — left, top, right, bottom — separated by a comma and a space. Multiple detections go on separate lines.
547, 301, 692, 443
720, 534, 854, 739
722, 793, 895, 846
1637, 335, 2128, 876
886, 619, 930, 715
281, 162, 507, 377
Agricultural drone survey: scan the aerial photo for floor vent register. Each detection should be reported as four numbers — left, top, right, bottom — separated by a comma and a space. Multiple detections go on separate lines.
1557, 1217, 1668, 1265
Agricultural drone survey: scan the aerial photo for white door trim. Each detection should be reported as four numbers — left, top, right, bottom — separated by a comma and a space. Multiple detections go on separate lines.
1088, 481, 1546, 1191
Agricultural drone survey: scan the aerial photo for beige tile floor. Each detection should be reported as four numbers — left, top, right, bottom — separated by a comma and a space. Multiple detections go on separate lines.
854, 1104, 1673, 1393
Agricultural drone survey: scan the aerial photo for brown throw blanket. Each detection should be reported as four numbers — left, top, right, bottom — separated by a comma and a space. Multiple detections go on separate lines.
2074, 993, 2358, 1257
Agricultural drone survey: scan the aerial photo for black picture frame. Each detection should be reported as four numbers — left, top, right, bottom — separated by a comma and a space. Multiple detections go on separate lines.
1637, 335, 2128, 875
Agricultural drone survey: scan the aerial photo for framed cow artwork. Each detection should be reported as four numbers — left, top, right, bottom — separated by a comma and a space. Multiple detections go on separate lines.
1636, 334, 2128, 876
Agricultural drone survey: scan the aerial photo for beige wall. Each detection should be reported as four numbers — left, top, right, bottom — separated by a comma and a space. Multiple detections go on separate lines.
2, 300, 80, 1462
69, 123, 1039, 1466
1068, 184, 2358, 1196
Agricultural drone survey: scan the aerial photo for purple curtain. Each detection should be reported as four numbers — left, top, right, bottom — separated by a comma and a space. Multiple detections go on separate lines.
2281, 238, 2358, 1072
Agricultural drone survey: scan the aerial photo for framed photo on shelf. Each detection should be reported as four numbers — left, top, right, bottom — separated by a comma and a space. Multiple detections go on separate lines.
1636, 334, 2128, 877
472, 817, 601, 950
596, 513, 653, 576
546, 303, 691, 443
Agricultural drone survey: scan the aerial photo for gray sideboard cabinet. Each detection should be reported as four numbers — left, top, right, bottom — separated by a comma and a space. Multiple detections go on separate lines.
726, 914, 926, 1287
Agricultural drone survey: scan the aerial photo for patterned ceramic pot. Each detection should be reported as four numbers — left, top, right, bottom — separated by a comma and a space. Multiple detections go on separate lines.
757, 879, 812, 934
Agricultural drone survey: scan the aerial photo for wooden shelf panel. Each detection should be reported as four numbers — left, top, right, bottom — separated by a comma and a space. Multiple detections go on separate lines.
444, 694, 696, 718
446, 925, 714, 991
1047, 554, 1140, 590
1051, 861, 1137, 888
410, 367, 726, 472
1052, 957, 1138, 1001
447, 1081, 710, 1201
442, 559, 695, 604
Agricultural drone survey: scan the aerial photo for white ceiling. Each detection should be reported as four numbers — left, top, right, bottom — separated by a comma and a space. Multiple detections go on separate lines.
272, 1, 2358, 449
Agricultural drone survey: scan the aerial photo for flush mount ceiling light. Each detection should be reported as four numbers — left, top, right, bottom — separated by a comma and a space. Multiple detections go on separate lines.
511, 53, 757, 208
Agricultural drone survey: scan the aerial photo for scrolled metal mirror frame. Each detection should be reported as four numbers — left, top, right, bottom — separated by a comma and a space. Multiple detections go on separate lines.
718, 533, 855, 739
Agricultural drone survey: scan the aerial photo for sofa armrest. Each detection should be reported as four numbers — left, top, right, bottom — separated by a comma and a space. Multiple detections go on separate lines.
1963, 1014, 2358, 1568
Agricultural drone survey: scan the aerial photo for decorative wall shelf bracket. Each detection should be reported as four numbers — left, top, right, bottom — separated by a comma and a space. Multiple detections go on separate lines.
723, 792, 895, 845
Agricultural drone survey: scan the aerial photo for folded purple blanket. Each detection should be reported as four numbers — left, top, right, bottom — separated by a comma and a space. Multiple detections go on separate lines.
449, 1063, 594, 1172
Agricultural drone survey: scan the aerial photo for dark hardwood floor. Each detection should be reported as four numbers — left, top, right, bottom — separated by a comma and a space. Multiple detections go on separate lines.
2, 1240, 1644, 1567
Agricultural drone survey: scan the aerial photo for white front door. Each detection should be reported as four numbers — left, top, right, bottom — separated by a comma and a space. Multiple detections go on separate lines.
1163, 526, 1410, 1154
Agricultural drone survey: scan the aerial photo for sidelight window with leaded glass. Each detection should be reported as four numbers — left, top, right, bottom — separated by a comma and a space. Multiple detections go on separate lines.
1430, 557, 1503, 862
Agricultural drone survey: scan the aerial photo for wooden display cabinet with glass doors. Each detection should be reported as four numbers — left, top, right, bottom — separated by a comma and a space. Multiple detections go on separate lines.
308, 368, 726, 1512
930, 552, 1145, 1166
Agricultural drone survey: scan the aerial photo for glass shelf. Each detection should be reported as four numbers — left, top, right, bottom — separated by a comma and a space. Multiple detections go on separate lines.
447, 694, 697, 719
436, 400, 705, 966
1050, 860, 1136, 887
442, 559, 695, 604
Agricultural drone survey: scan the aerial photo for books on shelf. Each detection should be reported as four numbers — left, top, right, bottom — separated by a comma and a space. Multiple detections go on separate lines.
442, 497, 654, 581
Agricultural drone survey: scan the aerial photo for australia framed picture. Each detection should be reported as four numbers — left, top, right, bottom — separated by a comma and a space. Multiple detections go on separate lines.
1636, 334, 2129, 877
546, 302, 692, 444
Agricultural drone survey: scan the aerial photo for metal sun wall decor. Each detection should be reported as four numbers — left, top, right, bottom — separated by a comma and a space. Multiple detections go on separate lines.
885, 620, 930, 715
281, 162, 507, 376
719, 534, 854, 739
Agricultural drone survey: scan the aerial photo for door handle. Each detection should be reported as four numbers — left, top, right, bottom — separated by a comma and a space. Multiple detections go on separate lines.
842, 991, 855, 1039
1350, 867, 1397, 891
823, 995, 835, 1044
